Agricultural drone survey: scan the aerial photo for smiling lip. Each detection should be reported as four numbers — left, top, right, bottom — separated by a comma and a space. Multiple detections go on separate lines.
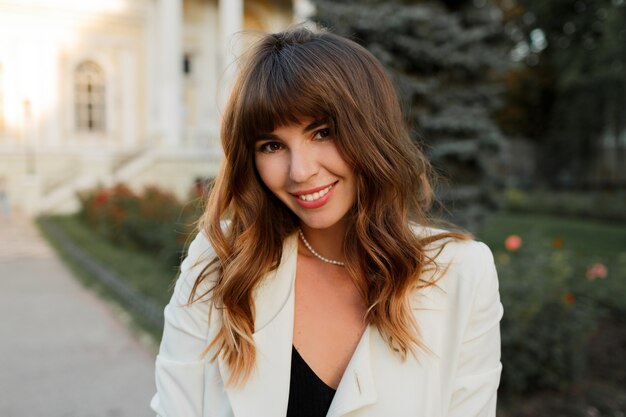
291, 181, 337, 209
290, 181, 337, 196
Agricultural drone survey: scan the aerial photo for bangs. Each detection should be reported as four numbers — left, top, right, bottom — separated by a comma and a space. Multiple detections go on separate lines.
237, 42, 336, 145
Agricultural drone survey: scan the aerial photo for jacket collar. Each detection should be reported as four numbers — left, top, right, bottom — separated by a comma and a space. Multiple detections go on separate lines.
327, 325, 377, 417
218, 232, 377, 417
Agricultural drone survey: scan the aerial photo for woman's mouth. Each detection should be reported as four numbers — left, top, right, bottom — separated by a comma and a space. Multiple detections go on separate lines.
297, 183, 334, 202
291, 181, 337, 209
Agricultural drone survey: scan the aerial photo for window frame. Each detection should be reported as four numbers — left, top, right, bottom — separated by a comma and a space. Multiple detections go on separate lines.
74, 60, 107, 133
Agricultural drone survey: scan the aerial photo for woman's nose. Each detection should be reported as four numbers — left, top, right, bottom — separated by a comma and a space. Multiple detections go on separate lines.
289, 148, 318, 183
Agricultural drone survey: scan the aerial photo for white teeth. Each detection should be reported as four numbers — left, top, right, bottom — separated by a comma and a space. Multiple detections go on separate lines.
298, 184, 333, 202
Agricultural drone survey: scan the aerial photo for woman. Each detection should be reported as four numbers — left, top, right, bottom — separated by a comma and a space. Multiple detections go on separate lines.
151, 27, 502, 417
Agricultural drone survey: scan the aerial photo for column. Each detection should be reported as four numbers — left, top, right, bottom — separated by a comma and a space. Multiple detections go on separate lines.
121, 48, 137, 149
217, 0, 243, 108
144, 0, 159, 141
3, 37, 20, 141
158, 0, 183, 148
40, 36, 61, 148
293, 0, 316, 25
200, 5, 219, 148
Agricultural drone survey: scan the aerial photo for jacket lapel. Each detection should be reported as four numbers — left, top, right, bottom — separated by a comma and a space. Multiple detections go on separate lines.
218, 232, 298, 417
326, 325, 378, 417
218, 232, 379, 417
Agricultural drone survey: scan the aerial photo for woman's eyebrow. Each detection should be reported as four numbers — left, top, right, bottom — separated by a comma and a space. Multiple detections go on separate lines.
255, 133, 279, 142
303, 118, 329, 133
255, 118, 329, 141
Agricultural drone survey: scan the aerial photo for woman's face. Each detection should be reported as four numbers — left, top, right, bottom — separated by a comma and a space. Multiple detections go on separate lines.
254, 117, 356, 231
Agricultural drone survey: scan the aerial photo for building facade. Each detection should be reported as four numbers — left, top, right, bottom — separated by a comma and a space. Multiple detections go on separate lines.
0, 0, 313, 215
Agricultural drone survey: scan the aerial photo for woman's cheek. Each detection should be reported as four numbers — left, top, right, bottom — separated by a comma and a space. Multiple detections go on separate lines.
255, 157, 283, 194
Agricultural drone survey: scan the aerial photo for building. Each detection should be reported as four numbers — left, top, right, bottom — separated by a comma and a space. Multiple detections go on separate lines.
0, 0, 314, 215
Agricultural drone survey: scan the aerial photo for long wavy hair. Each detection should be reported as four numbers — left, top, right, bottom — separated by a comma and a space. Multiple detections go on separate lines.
190, 27, 469, 386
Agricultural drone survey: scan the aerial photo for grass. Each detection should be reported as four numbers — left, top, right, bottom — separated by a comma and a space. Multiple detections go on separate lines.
37, 214, 182, 343
479, 211, 626, 260
479, 212, 626, 315
501, 188, 626, 223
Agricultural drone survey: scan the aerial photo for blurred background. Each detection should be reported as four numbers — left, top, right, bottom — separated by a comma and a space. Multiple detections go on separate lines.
0, 0, 624, 416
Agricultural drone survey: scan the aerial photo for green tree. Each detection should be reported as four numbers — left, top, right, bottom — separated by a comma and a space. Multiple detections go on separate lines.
511, 0, 626, 186
311, 0, 513, 231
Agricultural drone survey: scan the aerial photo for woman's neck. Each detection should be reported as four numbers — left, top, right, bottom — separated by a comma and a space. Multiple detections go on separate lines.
299, 221, 348, 263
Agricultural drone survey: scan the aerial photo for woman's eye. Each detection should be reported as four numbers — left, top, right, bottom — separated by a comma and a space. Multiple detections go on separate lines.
258, 142, 283, 153
314, 128, 332, 140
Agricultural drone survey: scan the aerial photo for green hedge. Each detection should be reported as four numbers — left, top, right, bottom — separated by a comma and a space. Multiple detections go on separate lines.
76, 183, 205, 267
495, 233, 600, 393
501, 188, 626, 223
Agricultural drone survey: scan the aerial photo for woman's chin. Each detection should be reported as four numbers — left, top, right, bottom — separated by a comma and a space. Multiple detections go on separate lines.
298, 215, 347, 232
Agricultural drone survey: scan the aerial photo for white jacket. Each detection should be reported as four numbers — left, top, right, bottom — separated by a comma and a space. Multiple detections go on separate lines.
151, 227, 503, 417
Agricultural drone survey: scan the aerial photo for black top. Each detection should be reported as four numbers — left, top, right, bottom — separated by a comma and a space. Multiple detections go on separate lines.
286, 345, 336, 417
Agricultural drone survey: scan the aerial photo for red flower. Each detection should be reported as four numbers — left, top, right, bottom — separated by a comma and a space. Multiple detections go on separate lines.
586, 263, 608, 281
563, 292, 576, 305
505, 235, 522, 252
94, 190, 108, 206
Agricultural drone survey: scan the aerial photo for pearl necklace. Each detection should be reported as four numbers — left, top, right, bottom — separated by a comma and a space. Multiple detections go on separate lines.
298, 229, 346, 266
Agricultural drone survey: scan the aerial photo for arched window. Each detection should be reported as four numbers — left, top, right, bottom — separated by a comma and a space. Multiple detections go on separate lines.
75, 61, 106, 132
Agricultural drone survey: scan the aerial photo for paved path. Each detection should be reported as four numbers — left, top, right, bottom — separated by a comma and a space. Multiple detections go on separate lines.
0, 214, 157, 417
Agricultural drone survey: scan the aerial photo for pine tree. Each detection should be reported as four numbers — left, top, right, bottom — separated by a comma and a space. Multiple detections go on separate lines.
312, 0, 513, 231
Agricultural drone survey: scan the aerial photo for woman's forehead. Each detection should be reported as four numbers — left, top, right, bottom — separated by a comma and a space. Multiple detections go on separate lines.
253, 112, 330, 135
272, 115, 329, 131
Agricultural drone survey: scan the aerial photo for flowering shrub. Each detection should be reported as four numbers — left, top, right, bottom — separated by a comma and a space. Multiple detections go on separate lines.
77, 183, 205, 266
496, 233, 600, 393
574, 254, 626, 317
77, 184, 139, 244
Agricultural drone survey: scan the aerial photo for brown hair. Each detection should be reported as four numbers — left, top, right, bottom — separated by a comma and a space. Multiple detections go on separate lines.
191, 27, 469, 386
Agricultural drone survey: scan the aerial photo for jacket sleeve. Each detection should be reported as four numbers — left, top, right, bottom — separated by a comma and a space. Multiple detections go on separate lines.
150, 232, 215, 417
447, 242, 504, 417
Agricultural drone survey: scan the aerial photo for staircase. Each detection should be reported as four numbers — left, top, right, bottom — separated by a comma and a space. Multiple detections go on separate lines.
38, 147, 157, 214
